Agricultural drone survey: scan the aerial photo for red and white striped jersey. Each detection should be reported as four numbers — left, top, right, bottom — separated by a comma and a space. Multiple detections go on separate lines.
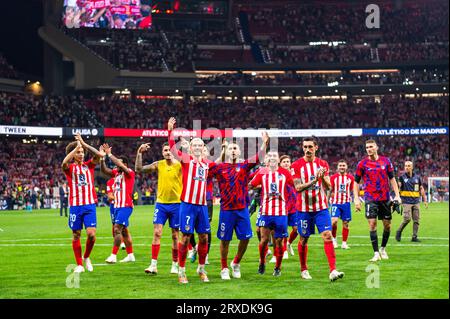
64, 159, 97, 207
168, 133, 215, 205
179, 159, 214, 205
330, 173, 354, 204
292, 157, 329, 213
112, 168, 135, 208
250, 167, 294, 216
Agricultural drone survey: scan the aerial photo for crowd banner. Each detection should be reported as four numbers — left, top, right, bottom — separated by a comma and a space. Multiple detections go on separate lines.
363, 127, 449, 136
0, 125, 62, 136
232, 128, 363, 138
1, 126, 448, 138
62, 127, 104, 137
104, 128, 234, 138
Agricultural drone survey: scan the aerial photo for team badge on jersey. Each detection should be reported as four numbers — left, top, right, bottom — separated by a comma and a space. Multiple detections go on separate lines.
236, 167, 241, 172
78, 174, 87, 186
185, 225, 190, 231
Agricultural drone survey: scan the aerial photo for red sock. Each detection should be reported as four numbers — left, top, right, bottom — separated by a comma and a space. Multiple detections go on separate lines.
172, 248, 178, 262
324, 241, 336, 272
188, 243, 193, 250
288, 230, 298, 244
233, 255, 240, 264
258, 243, 267, 264
342, 227, 349, 242
126, 246, 133, 254
332, 224, 337, 238
178, 242, 188, 268
112, 245, 119, 255
83, 237, 95, 259
275, 247, 283, 268
221, 258, 228, 270
72, 239, 83, 266
297, 242, 308, 271
152, 244, 160, 260
283, 238, 287, 252
197, 241, 208, 265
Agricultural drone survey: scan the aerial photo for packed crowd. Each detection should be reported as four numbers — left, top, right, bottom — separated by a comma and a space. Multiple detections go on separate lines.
267, 42, 449, 64
2, 93, 448, 130
0, 93, 102, 127
243, 0, 448, 44
196, 69, 450, 86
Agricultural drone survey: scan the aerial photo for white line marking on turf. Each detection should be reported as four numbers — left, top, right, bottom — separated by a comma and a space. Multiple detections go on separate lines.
0, 228, 3, 232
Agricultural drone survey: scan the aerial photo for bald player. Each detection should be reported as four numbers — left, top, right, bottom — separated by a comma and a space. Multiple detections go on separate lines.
396, 161, 428, 242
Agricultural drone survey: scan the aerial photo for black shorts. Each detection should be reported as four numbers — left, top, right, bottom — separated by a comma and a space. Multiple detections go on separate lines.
365, 201, 392, 220
207, 199, 213, 222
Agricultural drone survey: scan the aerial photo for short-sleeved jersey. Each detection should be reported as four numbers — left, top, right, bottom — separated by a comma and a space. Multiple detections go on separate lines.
399, 173, 422, 204
209, 155, 260, 210
106, 177, 115, 204
156, 159, 182, 204
64, 159, 98, 207
292, 157, 329, 212
355, 156, 394, 202
168, 133, 215, 205
330, 173, 355, 204
112, 168, 135, 208
250, 167, 294, 216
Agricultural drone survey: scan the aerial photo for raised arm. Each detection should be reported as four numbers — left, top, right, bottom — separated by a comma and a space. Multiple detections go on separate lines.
102, 143, 131, 176
61, 140, 81, 172
217, 139, 228, 164
168, 117, 190, 163
135, 143, 158, 174
99, 145, 113, 177
74, 133, 105, 164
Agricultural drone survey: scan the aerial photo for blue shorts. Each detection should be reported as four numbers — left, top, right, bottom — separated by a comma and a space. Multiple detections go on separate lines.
217, 207, 253, 241
114, 207, 133, 227
288, 212, 298, 227
69, 204, 97, 231
330, 203, 352, 221
297, 209, 332, 238
179, 201, 211, 234
154, 203, 180, 229
259, 215, 288, 238
109, 203, 116, 225
255, 208, 263, 227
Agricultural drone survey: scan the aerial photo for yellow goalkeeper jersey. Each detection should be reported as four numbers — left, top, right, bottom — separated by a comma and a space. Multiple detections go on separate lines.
157, 159, 182, 204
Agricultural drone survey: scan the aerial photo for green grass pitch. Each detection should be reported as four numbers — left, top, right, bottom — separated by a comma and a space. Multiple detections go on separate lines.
0, 203, 448, 299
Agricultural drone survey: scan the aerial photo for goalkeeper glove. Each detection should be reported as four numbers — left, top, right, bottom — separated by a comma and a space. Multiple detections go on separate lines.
391, 200, 403, 215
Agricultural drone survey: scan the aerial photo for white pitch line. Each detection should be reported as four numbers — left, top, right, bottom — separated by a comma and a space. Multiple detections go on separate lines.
0, 228, 3, 232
